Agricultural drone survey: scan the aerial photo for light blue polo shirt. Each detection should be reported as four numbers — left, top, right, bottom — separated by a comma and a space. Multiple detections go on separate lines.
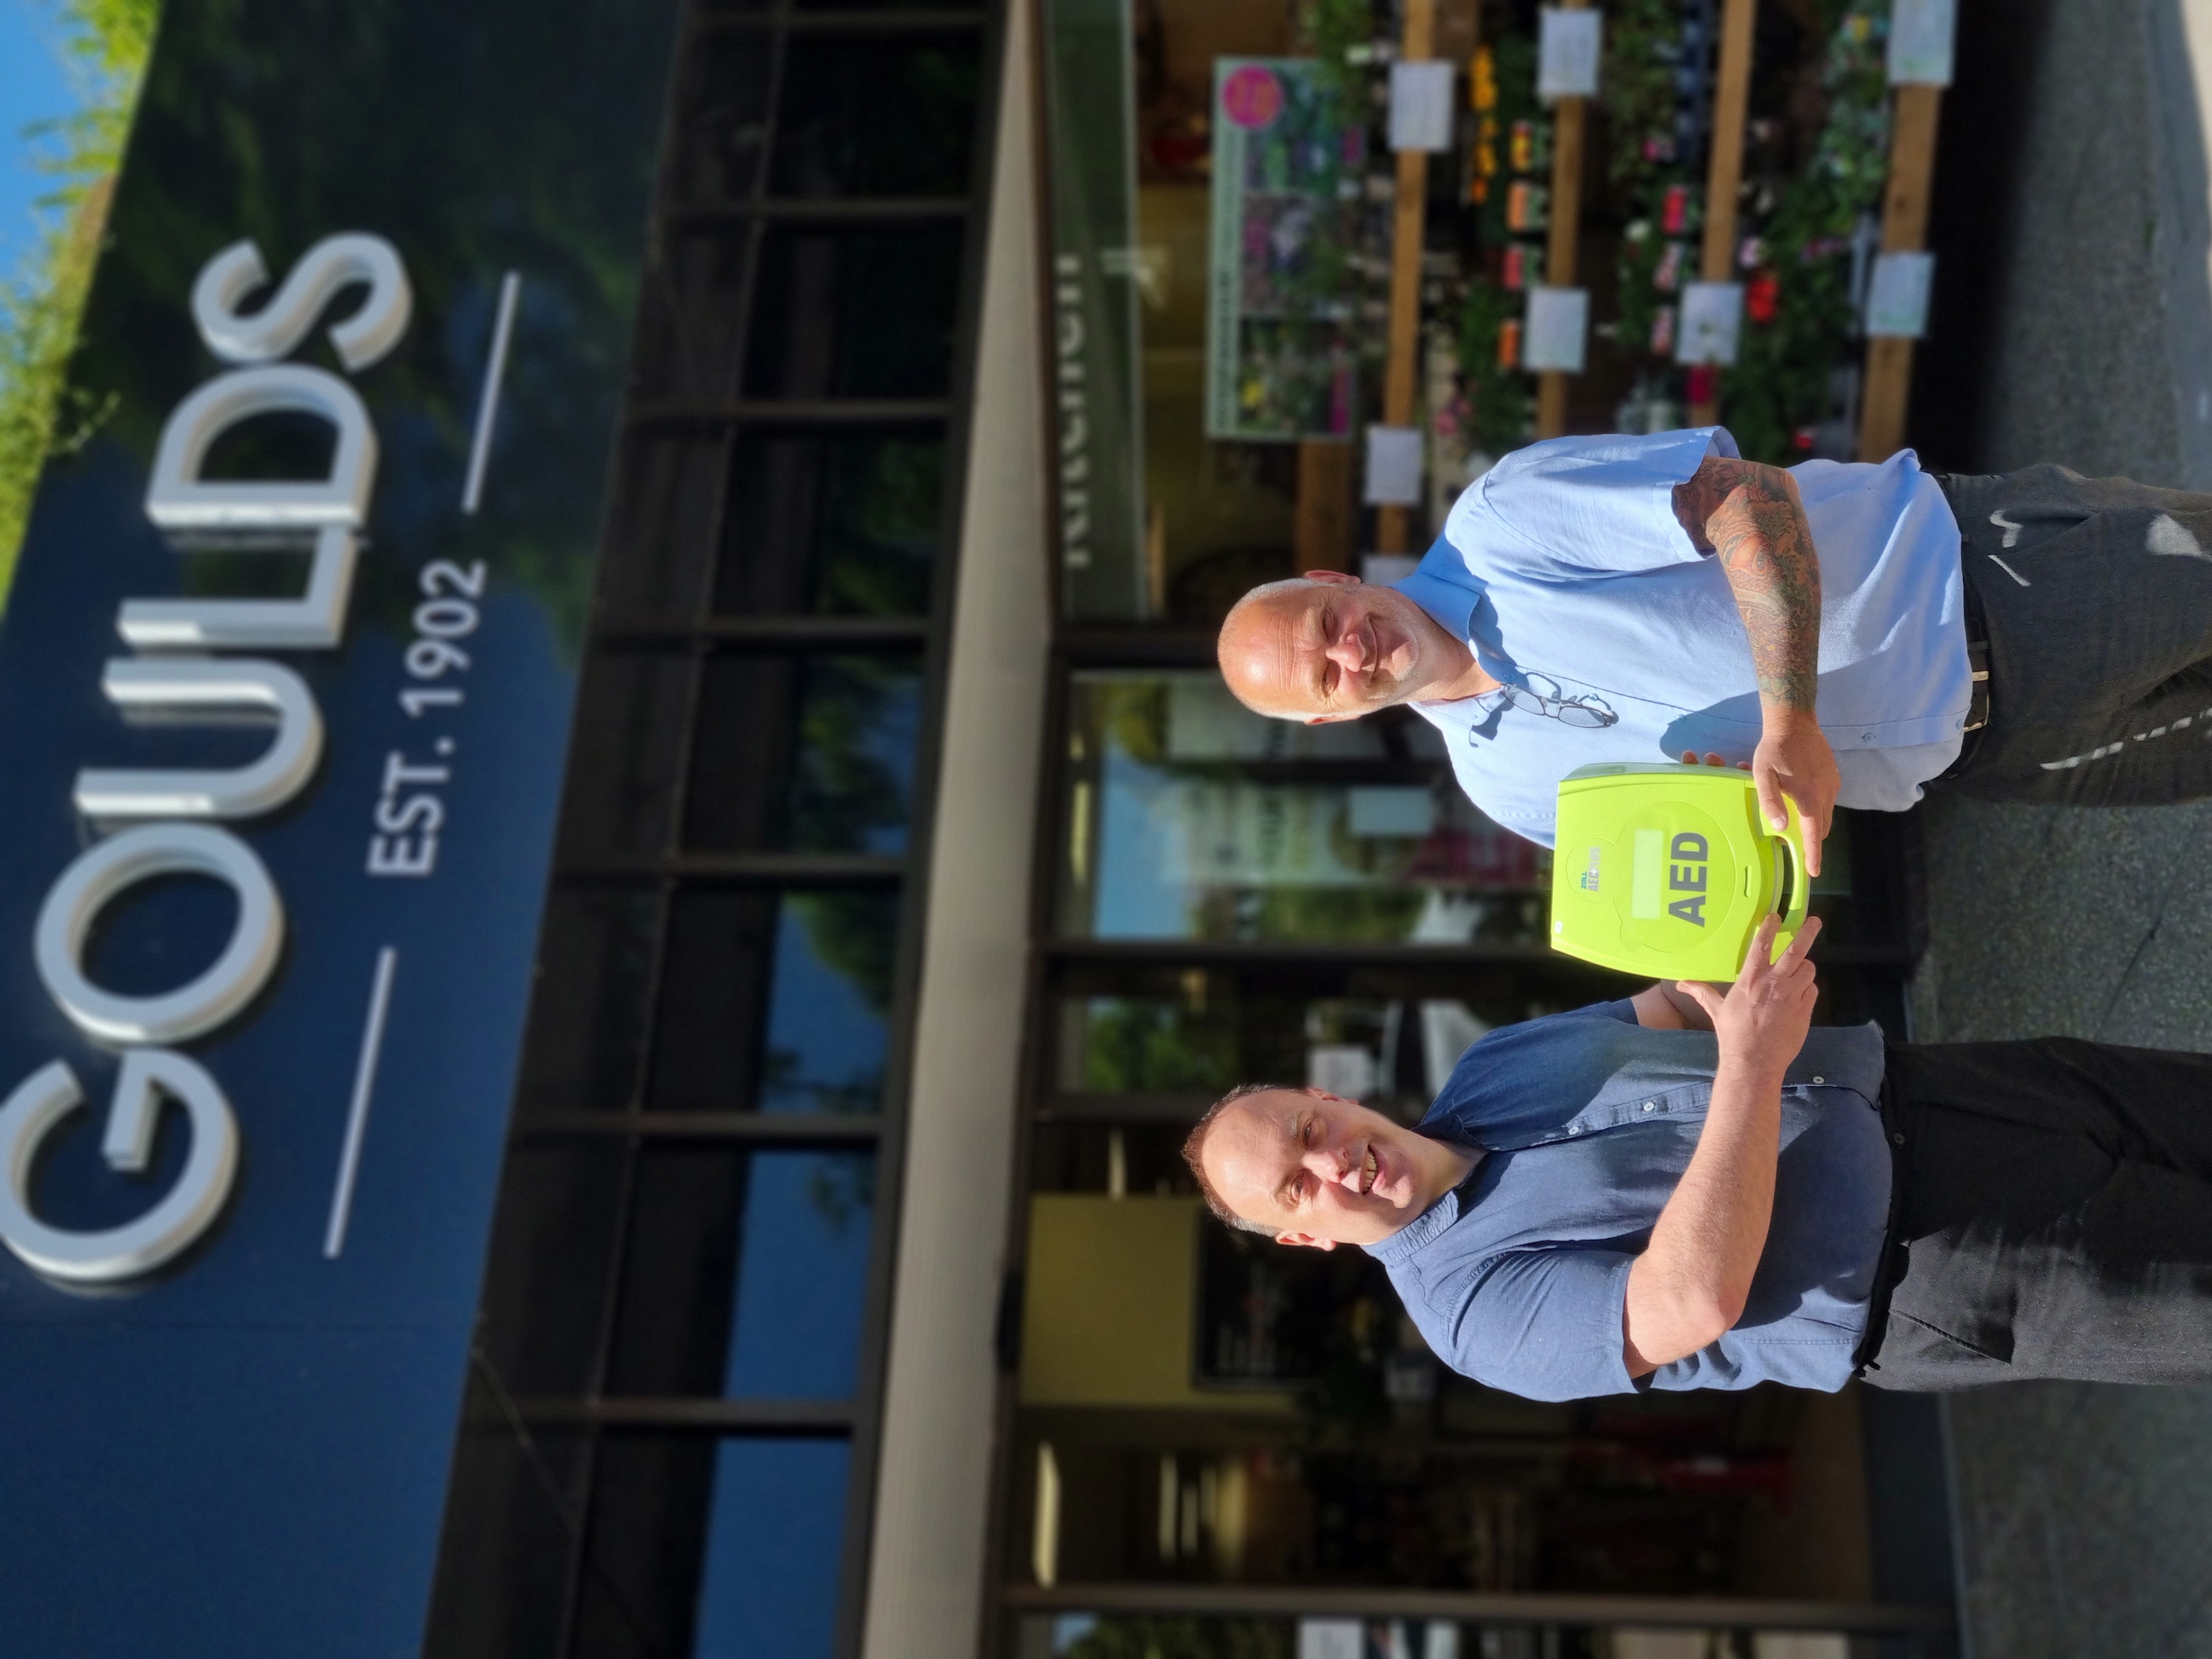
1365, 1000, 1893, 1402
1395, 428, 1970, 846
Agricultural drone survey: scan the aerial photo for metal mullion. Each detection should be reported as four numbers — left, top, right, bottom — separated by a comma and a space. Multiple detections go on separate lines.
596, 614, 932, 651
701, 0, 794, 442
672, 196, 970, 226
563, 44, 758, 1615
517, 1111, 885, 1145
691, 420, 739, 635
996, 1583, 1954, 1635
974, 584, 1085, 1659
1043, 938, 1560, 969
550, 0, 746, 1643
701, 9, 989, 33
628, 397, 955, 427
1034, 1092, 1214, 1125
1057, 625, 1218, 669
826, 2, 1008, 1654
521, 1397, 856, 1435
560, 852, 905, 887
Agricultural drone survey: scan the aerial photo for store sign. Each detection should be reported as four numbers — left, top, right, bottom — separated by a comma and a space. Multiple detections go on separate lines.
0, 233, 415, 1284
0, 1, 681, 1654
1042, 0, 1148, 617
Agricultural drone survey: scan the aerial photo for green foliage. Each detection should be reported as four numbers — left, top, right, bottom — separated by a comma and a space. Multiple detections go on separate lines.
1081, 998, 1239, 1093
0, 0, 161, 599
786, 890, 899, 1014
819, 437, 941, 616
1718, 5, 1893, 461
1297, 0, 1377, 121
1602, 0, 1689, 190
1457, 281, 1532, 453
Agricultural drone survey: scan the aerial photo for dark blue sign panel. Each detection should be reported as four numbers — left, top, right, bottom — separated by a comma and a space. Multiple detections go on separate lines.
0, 2, 679, 1652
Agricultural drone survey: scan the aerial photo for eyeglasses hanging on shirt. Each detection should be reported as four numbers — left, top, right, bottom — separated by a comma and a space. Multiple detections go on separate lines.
1476, 672, 1618, 730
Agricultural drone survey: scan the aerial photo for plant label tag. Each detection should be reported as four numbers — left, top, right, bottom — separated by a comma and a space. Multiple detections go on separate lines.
1677, 281, 1743, 365
1363, 425, 1424, 505
1522, 285, 1589, 372
1389, 60, 1455, 151
1866, 251, 1936, 338
1537, 8, 1603, 99
1889, 0, 1957, 86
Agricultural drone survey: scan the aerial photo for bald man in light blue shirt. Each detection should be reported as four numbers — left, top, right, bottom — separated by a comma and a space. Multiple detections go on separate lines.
1217, 430, 2212, 864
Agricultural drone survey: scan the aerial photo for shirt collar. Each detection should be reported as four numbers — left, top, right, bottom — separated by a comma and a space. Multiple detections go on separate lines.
1393, 568, 1477, 645
1362, 1153, 1484, 1265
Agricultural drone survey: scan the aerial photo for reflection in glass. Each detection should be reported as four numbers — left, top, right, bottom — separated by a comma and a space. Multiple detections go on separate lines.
1058, 672, 1548, 943
517, 889, 659, 1113
724, 1150, 874, 1397
770, 35, 981, 198
692, 1439, 848, 1659
646, 889, 896, 1115
715, 433, 943, 616
760, 893, 899, 1114
743, 224, 964, 398
1059, 990, 1525, 1114
603, 432, 731, 617
684, 654, 922, 854
667, 31, 774, 202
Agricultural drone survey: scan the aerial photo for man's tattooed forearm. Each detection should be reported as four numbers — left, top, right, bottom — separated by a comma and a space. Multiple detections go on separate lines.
1708, 477, 1820, 712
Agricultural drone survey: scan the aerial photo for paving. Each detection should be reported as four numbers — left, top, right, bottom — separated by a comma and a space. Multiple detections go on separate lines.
1908, 2, 2212, 1653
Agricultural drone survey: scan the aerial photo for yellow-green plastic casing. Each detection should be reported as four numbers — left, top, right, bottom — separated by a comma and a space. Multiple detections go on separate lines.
1548, 763, 1809, 981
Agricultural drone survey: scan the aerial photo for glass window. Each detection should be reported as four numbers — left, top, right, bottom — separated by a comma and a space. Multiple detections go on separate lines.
714, 432, 943, 616
515, 889, 660, 1115
1060, 992, 1481, 1111
558, 652, 696, 861
724, 1150, 876, 1397
692, 1439, 849, 1659
1057, 672, 1548, 944
758, 894, 899, 1114
636, 230, 755, 404
770, 35, 981, 198
683, 653, 924, 854
603, 1146, 875, 1397
667, 32, 775, 204
602, 432, 732, 618
646, 890, 900, 1114
743, 224, 964, 399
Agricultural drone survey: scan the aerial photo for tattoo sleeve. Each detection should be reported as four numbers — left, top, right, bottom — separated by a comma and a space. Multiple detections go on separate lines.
1672, 457, 1821, 712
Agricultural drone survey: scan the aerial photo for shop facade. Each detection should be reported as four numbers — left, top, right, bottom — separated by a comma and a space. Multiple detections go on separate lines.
0, 2, 1960, 1657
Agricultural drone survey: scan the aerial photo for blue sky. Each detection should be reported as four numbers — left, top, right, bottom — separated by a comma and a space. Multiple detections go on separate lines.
0, 1, 80, 276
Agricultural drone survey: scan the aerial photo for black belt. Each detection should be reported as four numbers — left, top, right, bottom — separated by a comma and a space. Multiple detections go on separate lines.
1961, 552, 1991, 733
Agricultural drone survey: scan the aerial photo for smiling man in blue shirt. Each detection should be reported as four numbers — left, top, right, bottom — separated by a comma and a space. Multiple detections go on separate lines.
1187, 916, 2212, 1400
1217, 432, 2212, 866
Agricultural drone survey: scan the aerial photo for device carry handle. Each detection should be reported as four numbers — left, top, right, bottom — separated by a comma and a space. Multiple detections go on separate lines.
1768, 797, 1812, 962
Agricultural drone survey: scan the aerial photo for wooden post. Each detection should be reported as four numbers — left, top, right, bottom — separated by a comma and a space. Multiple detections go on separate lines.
1687, 0, 1757, 426
1295, 439, 1357, 570
1858, 83, 1943, 460
1533, 0, 1590, 439
1374, 0, 1437, 555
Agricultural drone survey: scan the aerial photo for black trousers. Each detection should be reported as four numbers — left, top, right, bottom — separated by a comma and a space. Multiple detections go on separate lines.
1937, 466, 2212, 804
1861, 1039, 2212, 1390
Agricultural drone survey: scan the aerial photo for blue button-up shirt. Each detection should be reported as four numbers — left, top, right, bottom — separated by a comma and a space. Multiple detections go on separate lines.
1365, 1001, 1892, 1401
1396, 427, 1970, 847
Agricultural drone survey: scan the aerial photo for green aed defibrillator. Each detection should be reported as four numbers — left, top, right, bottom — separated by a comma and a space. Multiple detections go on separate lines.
1548, 763, 1809, 981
